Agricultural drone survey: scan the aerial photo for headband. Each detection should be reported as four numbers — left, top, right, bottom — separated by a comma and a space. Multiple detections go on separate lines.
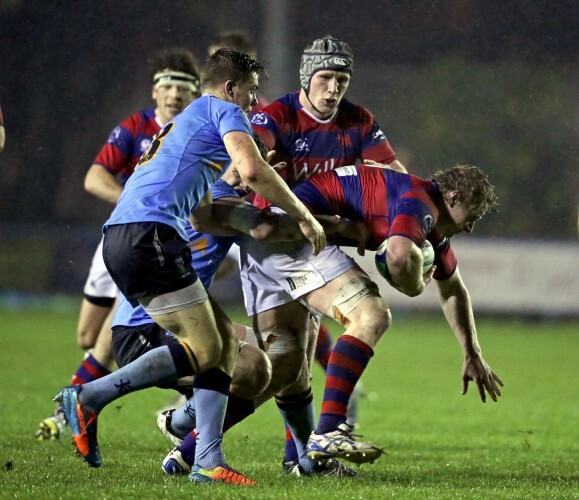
153, 70, 200, 93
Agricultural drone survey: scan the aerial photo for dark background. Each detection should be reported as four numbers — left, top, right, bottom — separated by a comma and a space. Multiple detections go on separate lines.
1, 0, 578, 293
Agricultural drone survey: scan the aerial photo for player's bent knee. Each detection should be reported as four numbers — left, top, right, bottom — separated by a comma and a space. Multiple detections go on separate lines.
230, 343, 272, 399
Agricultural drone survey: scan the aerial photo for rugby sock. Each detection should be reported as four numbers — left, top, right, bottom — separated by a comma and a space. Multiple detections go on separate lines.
192, 368, 231, 469
78, 344, 196, 412
315, 335, 373, 435
178, 430, 197, 465
176, 394, 255, 466
314, 323, 333, 369
276, 388, 317, 474
169, 392, 254, 439
168, 397, 196, 439
283, 424, 299, 463
70, 352, 111, 385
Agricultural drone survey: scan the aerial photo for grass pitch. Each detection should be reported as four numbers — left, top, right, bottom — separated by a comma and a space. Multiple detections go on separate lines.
0, 303, 577, 499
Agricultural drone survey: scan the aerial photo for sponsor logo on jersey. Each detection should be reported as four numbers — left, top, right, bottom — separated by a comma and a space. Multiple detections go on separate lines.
373, 128, 386, 141
335, 165, 358, 177
294, 158, 335, 180
251, 112, 268, 126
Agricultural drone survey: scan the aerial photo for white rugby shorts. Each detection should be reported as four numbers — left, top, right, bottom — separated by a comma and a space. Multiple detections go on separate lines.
83, 237, 118, 299
239, 238, 356, 316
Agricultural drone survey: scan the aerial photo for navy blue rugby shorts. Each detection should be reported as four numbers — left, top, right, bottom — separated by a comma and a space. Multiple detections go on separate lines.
103, 222, 197, 306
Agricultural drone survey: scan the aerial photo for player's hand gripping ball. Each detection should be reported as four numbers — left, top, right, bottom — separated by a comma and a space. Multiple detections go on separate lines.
375, 239, 435, 283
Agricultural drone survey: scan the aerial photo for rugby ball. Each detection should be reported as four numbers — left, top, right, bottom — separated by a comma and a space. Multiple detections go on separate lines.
375, 239, 435, 282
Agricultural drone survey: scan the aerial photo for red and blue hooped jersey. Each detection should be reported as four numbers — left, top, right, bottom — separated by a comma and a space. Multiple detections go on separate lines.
293, 164, 457, 280
250, 91, 396, 204
93, 107, 160, 185
0, 103, 4, 126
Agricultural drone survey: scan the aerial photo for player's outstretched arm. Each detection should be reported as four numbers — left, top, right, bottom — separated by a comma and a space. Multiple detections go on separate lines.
223, 131, 325, 254
436, 268, 504, 403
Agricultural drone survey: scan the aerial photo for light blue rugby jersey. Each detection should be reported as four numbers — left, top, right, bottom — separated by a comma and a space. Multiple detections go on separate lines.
104, 94, 252, 241
112, 180, 242, 328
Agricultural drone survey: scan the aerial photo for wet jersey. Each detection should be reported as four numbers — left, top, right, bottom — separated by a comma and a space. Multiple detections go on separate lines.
293, 164, 457, 280
104, 94, 252, 241
93, 108, 160, 185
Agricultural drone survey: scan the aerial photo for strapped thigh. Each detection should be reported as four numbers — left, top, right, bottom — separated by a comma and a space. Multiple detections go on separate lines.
327, 275, 381, 326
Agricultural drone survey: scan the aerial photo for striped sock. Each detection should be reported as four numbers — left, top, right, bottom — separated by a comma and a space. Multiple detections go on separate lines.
315, 335, 373, 435
283, 424, 299, 463
314, 323, 333, 369
178, 430, 197, 465
70, 352, 111, 385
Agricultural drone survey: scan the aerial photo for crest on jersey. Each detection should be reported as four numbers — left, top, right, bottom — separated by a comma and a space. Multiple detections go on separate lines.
294, 138, 310, 153
108, 126, 122, 144
251, 112, 268, 126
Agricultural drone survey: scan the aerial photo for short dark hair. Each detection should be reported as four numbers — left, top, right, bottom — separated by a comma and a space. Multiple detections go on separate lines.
210, 30, 257, 56
201, 48, 267, 90
433, 165, 498, 215
148, 47, 201, 80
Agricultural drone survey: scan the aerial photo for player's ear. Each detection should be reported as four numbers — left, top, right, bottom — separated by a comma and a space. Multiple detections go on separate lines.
447, 190, 460, 207
225, 80, 236, 97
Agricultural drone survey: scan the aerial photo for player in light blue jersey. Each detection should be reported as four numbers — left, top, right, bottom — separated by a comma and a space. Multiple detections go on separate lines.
54, 48, 325, 486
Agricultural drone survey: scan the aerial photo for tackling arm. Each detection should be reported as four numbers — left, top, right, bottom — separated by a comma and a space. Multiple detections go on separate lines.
437, 268, 504, 403
223, 131, 325, 255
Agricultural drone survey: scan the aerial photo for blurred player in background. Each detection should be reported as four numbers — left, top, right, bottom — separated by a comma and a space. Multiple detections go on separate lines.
0, 103, 5, 152
35, 47, 201, 441
239, 163, 504, 467
250, 34, 406, 471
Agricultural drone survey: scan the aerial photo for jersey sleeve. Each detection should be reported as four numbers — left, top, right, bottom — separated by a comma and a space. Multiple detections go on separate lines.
360, 111, 396, 164
210, 179, 240, 200
217, 104, 253, 139
93, 122, 134, 175
388, 195, 435, 246
428, 231, 458, 280
0, 104, 4, 126
251, 108, 280, 151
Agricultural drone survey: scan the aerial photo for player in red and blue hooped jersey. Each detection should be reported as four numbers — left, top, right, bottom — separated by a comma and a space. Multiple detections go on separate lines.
294, 164, 457, 281
238, 163, 503, 467
251, 35, 405, 201
249, 36, 406, 468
